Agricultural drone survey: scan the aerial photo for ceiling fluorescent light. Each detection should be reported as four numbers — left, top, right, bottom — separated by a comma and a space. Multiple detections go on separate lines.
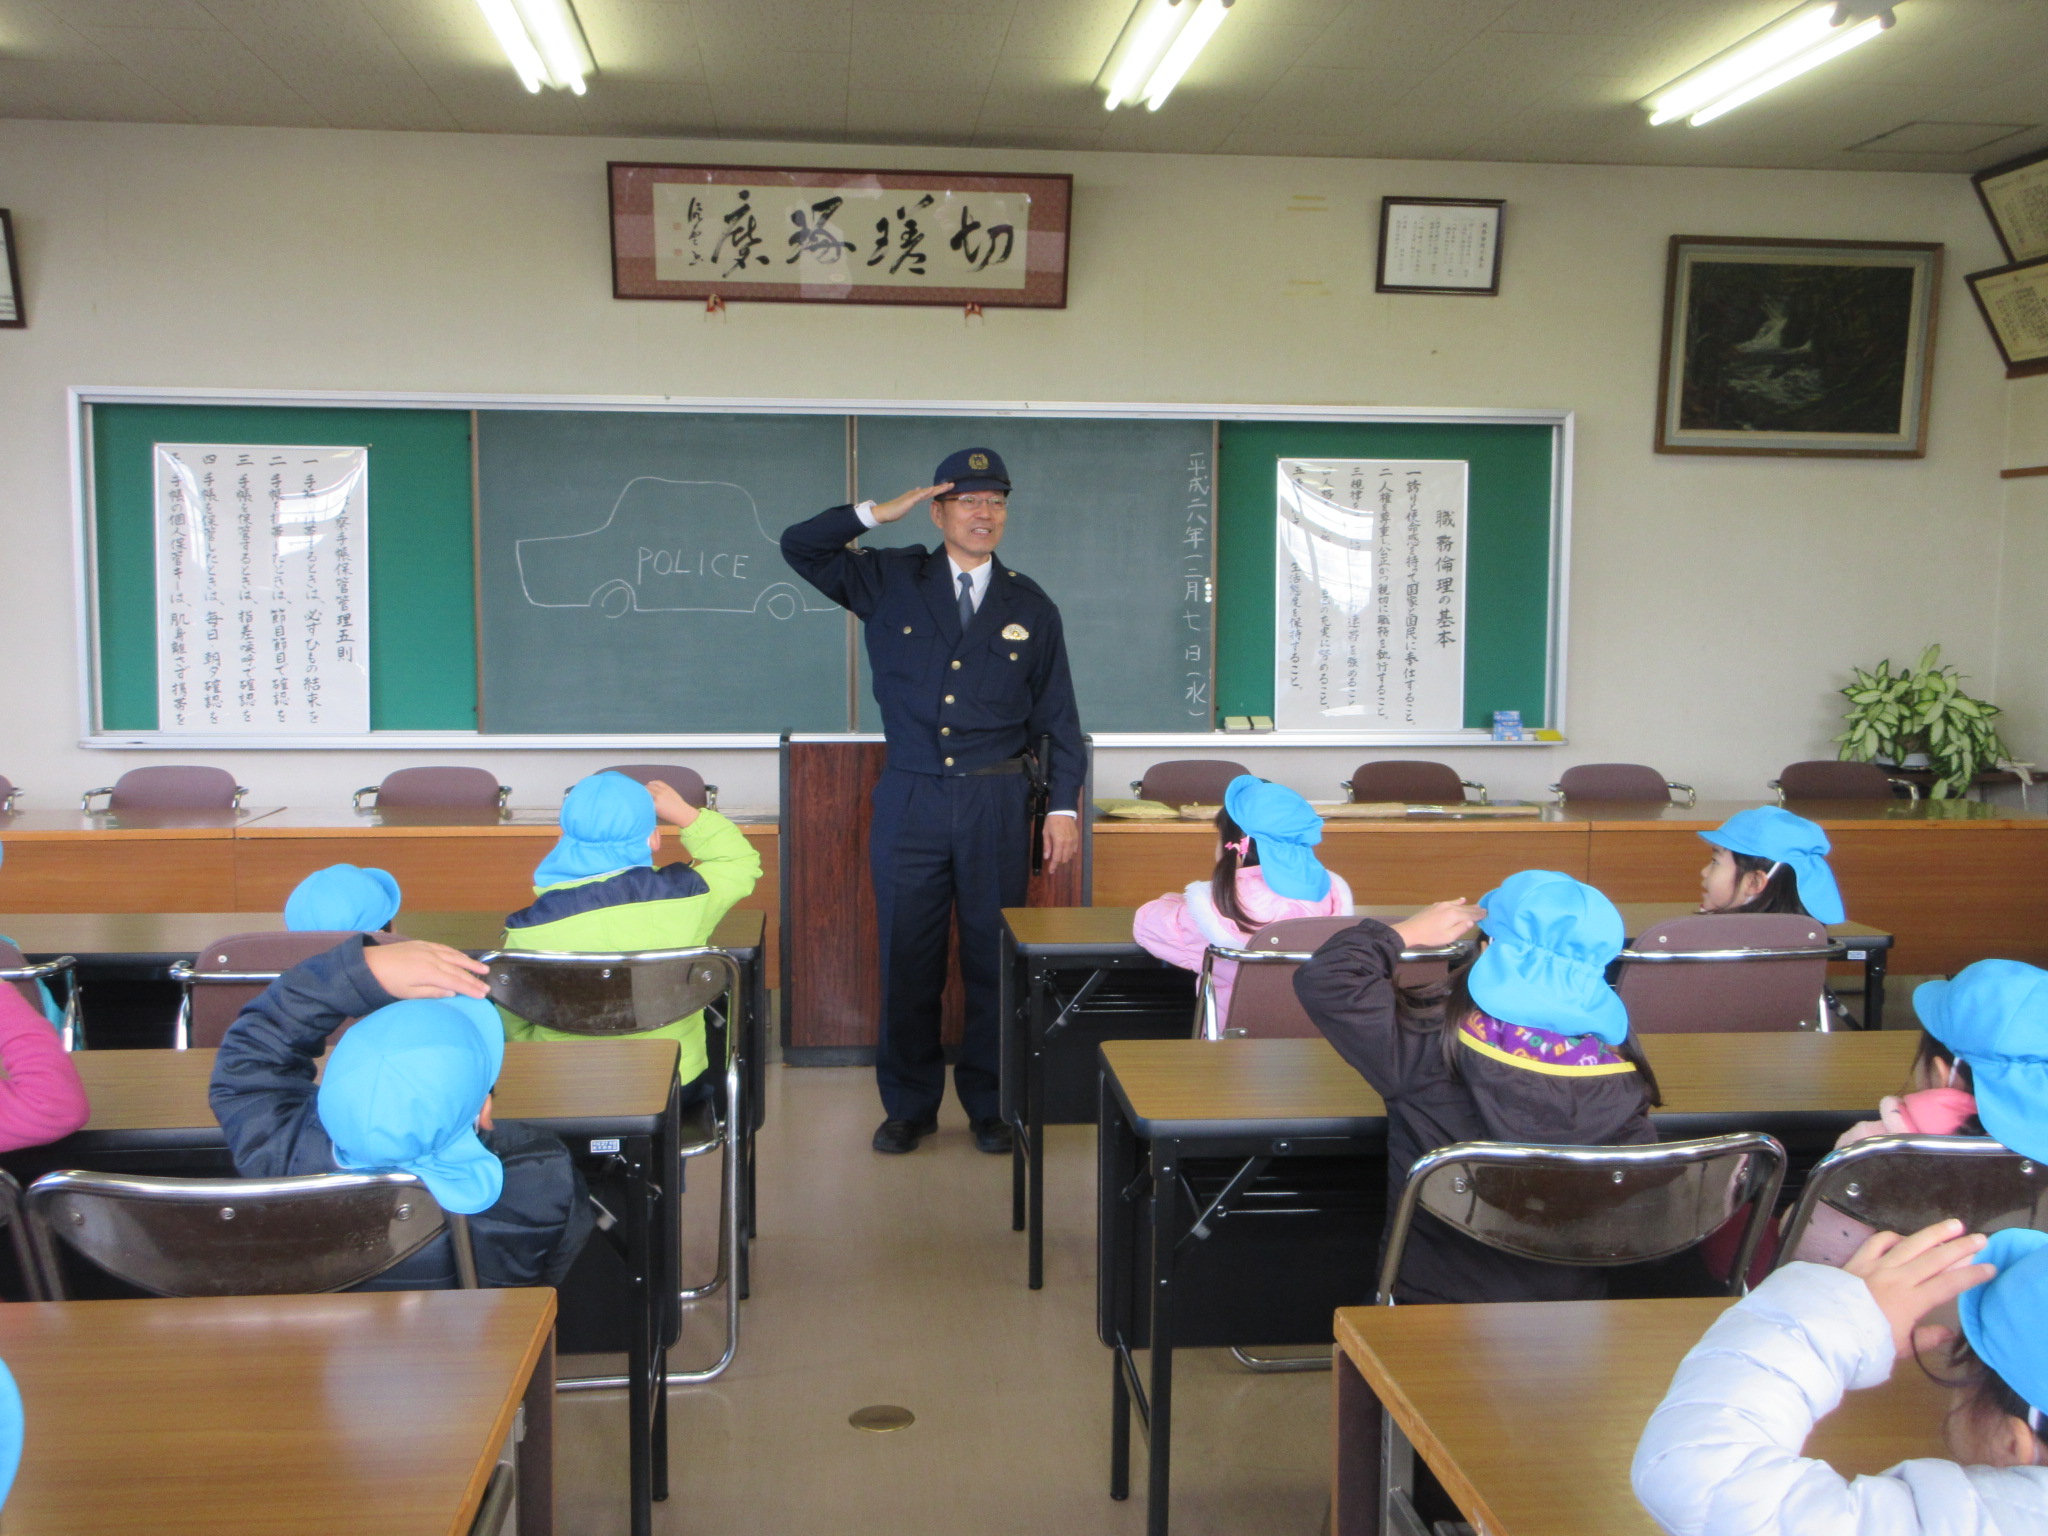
1104, 0, 1191, 111
1643, 2, 1895, 128
475, 0, 595, 95
1142, 0, 1231, 111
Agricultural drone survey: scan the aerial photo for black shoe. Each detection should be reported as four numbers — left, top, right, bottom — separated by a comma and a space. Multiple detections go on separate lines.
872, 1117, 938, 1154
970, 1117, 1013, 1155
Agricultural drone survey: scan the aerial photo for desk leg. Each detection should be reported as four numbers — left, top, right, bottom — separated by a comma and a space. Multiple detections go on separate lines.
1865, 949, 1888, 1030
1333, 1347, 1381, 1536
1027, 974, 1047, 1290
519, 1331, 556, 1536
1146, 1139, 1179, 1536
625, 1131, 655, 1536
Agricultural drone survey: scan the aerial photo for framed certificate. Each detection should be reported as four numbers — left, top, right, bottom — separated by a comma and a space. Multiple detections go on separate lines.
0, 210, 22, 329
1973, 144, 2048, 264
1966, 255, 2048, 376
1376, 198, 1504, 295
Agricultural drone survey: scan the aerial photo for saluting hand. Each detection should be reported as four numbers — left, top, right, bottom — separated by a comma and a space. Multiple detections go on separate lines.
870, 482, 953, 524
1391, 900, 1486, 950
646, 779, 700, 830
362, 940, 492, 1000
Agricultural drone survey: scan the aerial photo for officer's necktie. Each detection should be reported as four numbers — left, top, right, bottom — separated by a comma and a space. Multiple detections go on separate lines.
957, 571, 974, 632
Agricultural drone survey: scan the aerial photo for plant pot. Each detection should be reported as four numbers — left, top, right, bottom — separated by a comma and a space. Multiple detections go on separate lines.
1901, 752, 1932, 768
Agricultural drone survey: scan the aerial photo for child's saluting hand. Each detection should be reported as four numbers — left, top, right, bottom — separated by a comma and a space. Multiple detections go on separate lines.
645, 779, 700, 831
1391, 899, 1486, 951
1844, 1218, 1997, 1358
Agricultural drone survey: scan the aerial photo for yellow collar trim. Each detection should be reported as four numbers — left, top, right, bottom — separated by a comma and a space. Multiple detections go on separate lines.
1456, 1028, 1640, 1078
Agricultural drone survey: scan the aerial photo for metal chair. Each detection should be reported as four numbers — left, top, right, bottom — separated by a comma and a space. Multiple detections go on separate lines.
1377, 1133, 1785, 1304
0, 774, 19, 812
1343, 760, 1488, 805
1777, 1135, 2048, 1266
0, 939, 82, 1051
81, 766, 247, 812
595, 765, 717, 810
0, 1170, 50, 1301
1551, 763, 1695, 805
1199, 917, 1470, 1041
25, 1169, 478, 1297
482, 945, 745, 1384
353, 766, 510, 811
1772, 760, 1918, 803
1613, 914, 1837, 1034
169, 930, 390, 1050
1128, 759, 1251, 810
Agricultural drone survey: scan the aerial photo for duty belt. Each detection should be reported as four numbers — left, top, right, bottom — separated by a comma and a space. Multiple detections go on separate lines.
966, 756, 1027, 776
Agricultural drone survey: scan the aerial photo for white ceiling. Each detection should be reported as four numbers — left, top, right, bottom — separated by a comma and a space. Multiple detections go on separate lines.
0, 0, 2043, 172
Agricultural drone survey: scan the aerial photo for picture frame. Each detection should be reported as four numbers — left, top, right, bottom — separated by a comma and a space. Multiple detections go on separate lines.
0, 210, 23, 329
1965, 255, 2048, 377
608, 162, 1071, 310
1376, 198, 1504, 295
1971, 143, 2048, 264
1655, 236, 1942, 459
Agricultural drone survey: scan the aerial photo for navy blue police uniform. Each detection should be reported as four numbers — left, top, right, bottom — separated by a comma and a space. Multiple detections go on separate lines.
781, 449, 1085, 1137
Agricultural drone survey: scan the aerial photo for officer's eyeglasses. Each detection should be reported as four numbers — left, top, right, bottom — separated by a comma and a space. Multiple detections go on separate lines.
943, 494, 1008, 510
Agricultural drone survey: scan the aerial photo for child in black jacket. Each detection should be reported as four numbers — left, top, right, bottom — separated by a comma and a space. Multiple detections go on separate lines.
1295, 869, 1660, 1304
208, 935, 592, 1289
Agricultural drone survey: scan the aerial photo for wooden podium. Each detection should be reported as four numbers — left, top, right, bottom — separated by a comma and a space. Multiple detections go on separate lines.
779, 735, 1090, 1062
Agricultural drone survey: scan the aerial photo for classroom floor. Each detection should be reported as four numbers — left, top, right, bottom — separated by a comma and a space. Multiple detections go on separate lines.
552, 1059, 1332, 1536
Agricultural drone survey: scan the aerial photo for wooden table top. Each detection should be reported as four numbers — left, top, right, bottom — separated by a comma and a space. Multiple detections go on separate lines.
1336, 1296, 1944, 1536
1100, 1032, 1920, 1137
235, 807, 779, 835
0, 807, 282, 838
0, 1288, 553, 1536
1092, 797, 2047, 831
1004, 905, 1892, 951
65, 1037, 680, 1139
3, 907, 767, 960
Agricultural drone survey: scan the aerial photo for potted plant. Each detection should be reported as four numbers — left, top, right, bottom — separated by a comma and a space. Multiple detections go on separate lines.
1836, 644, 2011, 799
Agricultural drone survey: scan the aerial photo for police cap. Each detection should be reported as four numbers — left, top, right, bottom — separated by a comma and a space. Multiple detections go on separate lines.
934, 447, 1010, 495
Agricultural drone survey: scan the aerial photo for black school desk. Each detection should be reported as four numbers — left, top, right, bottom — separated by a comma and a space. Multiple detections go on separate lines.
1002, 905, 1896, 1289
12, 1039, 680, 1536
1096, 1031, 1920, 1536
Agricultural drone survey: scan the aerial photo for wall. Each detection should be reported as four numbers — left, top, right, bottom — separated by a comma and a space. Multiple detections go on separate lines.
0, 118, 2027, 815
1990, 374, 2048, 770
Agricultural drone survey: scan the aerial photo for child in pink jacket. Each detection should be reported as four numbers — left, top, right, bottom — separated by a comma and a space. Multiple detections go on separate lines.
0, 984, 88, 1151
1133, 776, 1352, 1031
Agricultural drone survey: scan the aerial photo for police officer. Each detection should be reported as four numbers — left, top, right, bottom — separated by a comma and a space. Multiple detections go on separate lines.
781, 449, 1085, 1154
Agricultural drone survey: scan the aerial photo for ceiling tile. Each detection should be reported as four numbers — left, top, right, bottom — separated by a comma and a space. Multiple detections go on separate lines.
691, 0, 853, 55
71, 25, 326, 125
0, 55, 193, 120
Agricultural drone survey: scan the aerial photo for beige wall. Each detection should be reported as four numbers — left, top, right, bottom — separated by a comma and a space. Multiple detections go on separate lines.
0, 118, 2029, 815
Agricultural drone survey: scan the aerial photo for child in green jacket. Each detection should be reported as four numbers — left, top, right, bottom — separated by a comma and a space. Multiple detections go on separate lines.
499, 772, 761, 1094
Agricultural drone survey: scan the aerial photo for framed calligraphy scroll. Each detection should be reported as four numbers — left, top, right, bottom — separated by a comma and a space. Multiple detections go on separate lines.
1376, 198, 1503, 295
609, 163, 1071, 309
0, 210, 23, 327
1966, 255, 2048, 377
1973, 144, 2048, 264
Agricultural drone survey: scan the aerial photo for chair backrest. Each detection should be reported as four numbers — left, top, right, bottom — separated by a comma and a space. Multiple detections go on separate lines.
1133, 759, 1250, 810
1555, 763, 1675, 801
108, 766, 243, 810
597, 764, 712, 808
0, 774, 17, 812
1774, 759, 1900, 800
1614, 914, 1833, 1034
26, 1169, 476, 1297
482, 948, 741, 1039
1777, 1135, 2048, 1266
1206, 916, 1461, 1040
370, 766, 509, 809
1377, 1132, 1786, 1303
175, 930, 378, 1050
0, 939, 80, 1051
1349, 760, 1468, 804
0, 1170, 49, 1301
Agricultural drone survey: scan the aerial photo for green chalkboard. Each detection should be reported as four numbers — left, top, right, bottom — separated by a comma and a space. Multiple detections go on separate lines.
851, 415, 1215, 734
90, 404, 477, 732
1216, 421, 1557, 729
474, 411, 850, 734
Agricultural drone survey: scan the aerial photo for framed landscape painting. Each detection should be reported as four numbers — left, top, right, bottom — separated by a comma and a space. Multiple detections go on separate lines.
1655, 236, 1941, 458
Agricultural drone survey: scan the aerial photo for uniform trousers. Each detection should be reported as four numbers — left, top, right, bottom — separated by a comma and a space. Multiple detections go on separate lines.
868, 767, 1030, 1124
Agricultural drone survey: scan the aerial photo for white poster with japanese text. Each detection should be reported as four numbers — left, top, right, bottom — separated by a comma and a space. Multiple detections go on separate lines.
154, 443, 370, 734
1275, 459, 1466, 732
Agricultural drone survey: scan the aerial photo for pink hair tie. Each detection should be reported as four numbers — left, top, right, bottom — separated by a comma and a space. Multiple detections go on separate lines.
1227, 838, 1251, 858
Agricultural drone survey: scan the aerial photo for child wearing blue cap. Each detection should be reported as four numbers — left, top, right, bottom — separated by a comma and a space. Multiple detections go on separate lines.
1134, 776, 1353, 1027
209, 936, 592, 1287
284, 863, 402, 932
1296, 869, 1663, 1303
1636, 1219, 2048, 1533
499, 773, 760, 1094
1698, 806, 1847, 922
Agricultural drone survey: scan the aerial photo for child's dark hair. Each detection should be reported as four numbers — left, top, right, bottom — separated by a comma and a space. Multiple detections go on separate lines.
1398, 954, 1664, 1107
1924, 1331, 2042, 1445
1726, 852, 1810, 916
1911, 1030, 1986, 1133
1211, 804, 1261, 928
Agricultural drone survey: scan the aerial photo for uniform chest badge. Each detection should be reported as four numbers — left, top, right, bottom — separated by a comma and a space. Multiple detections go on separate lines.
1001, 623, 1030, 641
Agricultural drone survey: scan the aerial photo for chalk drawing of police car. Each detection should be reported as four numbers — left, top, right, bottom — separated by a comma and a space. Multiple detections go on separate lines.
516, 477, 834, 621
